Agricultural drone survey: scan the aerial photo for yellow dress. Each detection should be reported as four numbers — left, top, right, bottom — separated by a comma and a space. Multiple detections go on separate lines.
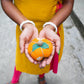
14, 0, 64, 75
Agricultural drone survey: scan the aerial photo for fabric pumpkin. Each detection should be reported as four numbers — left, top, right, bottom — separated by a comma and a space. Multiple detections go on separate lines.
28, 38, 53, 61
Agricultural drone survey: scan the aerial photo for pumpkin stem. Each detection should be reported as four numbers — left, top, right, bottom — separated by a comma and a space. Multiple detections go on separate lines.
37, 40, 43, 46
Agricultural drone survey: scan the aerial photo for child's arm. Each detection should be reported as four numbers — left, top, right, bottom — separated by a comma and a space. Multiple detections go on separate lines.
39, 0, 74, 68
49, 0, 74, 27
1, 0, 38, 64
1, 0, 27, 27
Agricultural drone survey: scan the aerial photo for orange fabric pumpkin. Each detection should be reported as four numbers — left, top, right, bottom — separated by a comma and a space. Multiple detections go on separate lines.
28, 38, 53, 61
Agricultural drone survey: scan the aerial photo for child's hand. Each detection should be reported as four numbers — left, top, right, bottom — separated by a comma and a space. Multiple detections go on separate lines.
38, 25, 60, 68
19, 23, 38, 64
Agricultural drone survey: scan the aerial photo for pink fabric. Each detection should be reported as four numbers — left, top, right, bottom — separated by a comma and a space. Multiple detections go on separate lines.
39, 73, 45, 78
50, 51, 59, 74
11, 66, 22, 83
56, 2, 63, 12
11, 66, 45, 83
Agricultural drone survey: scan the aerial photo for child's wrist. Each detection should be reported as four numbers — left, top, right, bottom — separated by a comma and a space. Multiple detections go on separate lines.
20, 20, 35, 31
43, 24, 55, 31
43, 22, 57, 32
22, 23, 35, 30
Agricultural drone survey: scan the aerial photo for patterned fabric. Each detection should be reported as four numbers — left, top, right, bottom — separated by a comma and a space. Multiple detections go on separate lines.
14, 0, 64, 74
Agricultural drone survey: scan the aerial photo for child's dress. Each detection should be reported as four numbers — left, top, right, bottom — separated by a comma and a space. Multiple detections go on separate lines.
14, 0, 64, 75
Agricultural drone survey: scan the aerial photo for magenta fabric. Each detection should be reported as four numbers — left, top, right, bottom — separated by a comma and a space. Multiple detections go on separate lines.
56, 2, 63, 12
11, 66, 22, 83
50, 51, 59, 74
11, 66, 45, 83
39, 73, 45, 78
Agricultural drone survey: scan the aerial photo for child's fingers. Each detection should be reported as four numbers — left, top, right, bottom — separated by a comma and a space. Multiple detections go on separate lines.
46, 45, 55, 65
19, 37, 25, 53
39, 63, 42, 68
25, 43, 38, 64
25, 46, 34, 63
41, 59, 47, 68
55, 37, 60, 53
25, 43, 29, 49
46, 55, 53, 65
39, 45, 55, 67
39, 59, 46, 68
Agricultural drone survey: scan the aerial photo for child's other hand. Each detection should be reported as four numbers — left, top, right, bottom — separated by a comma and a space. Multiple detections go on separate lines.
38, 25, 60, 68
19, 23, 38, 64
